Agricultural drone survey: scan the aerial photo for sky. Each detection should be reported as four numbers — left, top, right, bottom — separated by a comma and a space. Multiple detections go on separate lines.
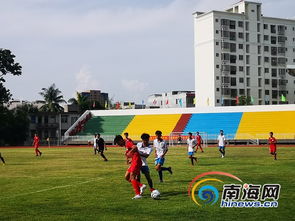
1, 0, 295, 103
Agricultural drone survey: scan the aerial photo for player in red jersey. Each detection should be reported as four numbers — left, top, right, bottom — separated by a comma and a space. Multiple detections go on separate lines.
114, 135, 145, 199
268, 132, 277, 160
33, 134, 42, 157
195, 132, 204, 153
124, 132, 133, 164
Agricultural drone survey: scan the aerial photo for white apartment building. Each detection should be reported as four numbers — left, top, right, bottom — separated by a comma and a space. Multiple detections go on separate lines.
194, 1, 295, 106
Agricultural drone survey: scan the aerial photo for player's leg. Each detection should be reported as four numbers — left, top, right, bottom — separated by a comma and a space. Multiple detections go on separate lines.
0, 153, 5, 165
155, 163, 163, 182
219, 146, 224, 157
141, 167, 154, 192
199, 144, 204, 152
99, 149, 108, 161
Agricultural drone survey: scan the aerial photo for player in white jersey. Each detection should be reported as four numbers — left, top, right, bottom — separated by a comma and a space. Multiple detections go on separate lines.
93, 134, 98, 155
217, 130, 226, 158
137, 133, 155, 194
153, 130, 172, 182
187, 132, 197, 165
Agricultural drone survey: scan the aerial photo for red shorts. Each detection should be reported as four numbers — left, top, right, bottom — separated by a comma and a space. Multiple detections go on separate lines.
269, 145, 276, 153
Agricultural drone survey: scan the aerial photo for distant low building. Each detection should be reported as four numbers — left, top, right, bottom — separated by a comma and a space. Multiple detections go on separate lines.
147, 91, 195, 108
80, 90, 108, 109
27, 112, 80, 145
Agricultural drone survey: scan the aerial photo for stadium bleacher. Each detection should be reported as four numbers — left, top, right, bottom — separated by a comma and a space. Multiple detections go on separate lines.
64, 105, 295, 143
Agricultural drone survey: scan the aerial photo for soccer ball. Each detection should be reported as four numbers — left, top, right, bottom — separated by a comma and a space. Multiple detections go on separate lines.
151, 189, 160, 199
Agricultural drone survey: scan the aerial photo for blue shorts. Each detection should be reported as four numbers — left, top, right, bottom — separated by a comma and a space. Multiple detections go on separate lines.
188, 151, 194, 156
141, 166, 150, 173
155, 158, 165, 166
219, 146, 225, 150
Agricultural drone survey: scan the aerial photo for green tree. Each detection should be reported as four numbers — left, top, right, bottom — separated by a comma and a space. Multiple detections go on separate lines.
0, 49, 22, 104
68, 92, 89, 112
238, 96, 252, 105
0, 105, 30, 145
39, 84, 66, 112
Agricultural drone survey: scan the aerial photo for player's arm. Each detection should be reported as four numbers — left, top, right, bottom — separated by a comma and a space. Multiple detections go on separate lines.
126, 145, 138, 158
161, 145, 168, 158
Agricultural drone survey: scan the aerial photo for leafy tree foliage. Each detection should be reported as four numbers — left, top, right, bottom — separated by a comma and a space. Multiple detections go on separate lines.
39, 84, 66, 112
0, 49, 22, 104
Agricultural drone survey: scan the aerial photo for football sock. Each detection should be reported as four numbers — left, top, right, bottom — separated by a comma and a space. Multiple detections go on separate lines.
158, 170, 163, 181
131, 180, 140, 195
190, 158, 194, 165
161, 167, 169, 171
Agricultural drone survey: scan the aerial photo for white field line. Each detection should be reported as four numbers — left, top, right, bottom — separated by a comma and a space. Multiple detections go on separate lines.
0, 177, 103, 200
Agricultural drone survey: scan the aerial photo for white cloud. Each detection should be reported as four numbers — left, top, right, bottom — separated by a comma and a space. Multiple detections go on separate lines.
75, 65, 100, 93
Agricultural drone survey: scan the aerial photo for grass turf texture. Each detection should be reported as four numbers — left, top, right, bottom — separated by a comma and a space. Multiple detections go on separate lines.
0, 146, 294, 221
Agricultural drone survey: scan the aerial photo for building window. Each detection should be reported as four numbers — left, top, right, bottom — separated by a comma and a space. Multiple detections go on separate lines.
270, 25, 276, 34
265, 90, 269, 95
264, 57, 269, 63
230, 32, 236, 41
238, 32, 244, 39
246, 33, 249, 42
258, 67, 262, 76
258, 56, 261, 65
239, 44, 243, 49
229, 20, 236, 29
239, 89, 245, 95
230, 77, 236, 86
215, 18, 219, 22
216, 53, 219, 57
216, 88, 220, 92
258, 78, 262, 87
265, 79, 270, 85
246, 78, 250, 87
257, 23, 261, 32
216, 41, 219, 46
246, 66, 250, 75
61, 115, 68, 123
246, 55, 250, 64
245, 22, 249, 31
217, 99, 220, 103
271, 36, 276, 44
246, 45, 250, 53
216, 65, 219, 68
238, 21, 243, 28
239, 78, 244, 83
258, 46, 261, 54
216, 30, 219, 34
265, 68, 269, 73
239, 55, 243, 60
264, 46, 269, 52
264, 35, 269, 41
257, 34, 261, 43
272, 69, 277, 77
264, 24, 268, 29
239, 66, 244, 71
216, 76, 220, 80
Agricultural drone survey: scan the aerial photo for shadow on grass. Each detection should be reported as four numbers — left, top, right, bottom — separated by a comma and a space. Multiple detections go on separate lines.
160, 190, 188, 199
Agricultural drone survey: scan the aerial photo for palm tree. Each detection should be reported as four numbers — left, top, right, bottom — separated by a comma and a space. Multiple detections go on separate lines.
39, 84, 66, 112
68, 92, 90, 113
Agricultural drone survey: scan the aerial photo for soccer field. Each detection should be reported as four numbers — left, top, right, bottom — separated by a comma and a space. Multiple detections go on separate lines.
0, 146, 294, 221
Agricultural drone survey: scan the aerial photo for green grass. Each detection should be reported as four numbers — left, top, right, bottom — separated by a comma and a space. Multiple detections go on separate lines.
0, 146, 294, 221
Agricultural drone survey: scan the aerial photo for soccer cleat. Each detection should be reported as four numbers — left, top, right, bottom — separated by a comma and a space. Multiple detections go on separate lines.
132, 194, 142, 200
140, 184, 147, 195
168, 167, 173, 175
40, 152, 42, 157
221, 155, 224, 158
